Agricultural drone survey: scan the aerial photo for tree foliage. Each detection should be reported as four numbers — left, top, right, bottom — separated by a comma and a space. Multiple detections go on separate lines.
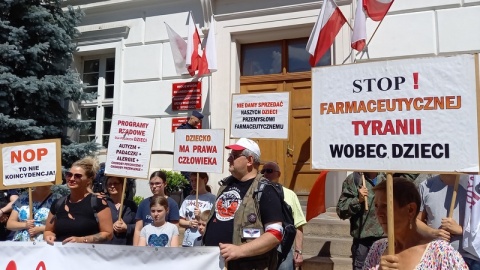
0, 0, 98, 169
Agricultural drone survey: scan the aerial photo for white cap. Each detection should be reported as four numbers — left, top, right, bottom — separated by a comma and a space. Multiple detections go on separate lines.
225, 138, 261, 157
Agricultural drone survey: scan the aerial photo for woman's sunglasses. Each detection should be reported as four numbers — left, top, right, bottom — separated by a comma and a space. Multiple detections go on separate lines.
65, 172, 84, 180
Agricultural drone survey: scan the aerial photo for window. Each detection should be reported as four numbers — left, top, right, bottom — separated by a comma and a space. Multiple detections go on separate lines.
79, 55, 115, 148
241, 38, 331, 76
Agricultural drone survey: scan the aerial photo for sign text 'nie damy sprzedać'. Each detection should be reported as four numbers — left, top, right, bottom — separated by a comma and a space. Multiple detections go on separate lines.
231, 92, 290, 139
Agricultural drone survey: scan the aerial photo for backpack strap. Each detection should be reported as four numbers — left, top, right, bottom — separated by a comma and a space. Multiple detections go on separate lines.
91, 194, 99, 223
53, 195, 99, 223
52, 196, 68, 223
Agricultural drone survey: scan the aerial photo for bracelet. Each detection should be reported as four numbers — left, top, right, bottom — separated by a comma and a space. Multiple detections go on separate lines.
83, 237, 88, 243
294, 249, 303, 255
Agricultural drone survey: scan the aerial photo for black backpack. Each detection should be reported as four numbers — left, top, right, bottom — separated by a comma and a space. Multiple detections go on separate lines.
255, 179, 296, 268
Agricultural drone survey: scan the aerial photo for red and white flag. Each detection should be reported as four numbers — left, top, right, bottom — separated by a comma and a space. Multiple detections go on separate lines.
165, 22, 188, 75
306, 0, 347, 67
364, 0, 394, 21
186, 12, 202, 76
463, 175, 480, 258
198, 16, 217, 77
351, 0, 394, 51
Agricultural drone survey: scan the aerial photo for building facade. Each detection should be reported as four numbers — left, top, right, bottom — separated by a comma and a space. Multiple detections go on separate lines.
68, 0, 480, 205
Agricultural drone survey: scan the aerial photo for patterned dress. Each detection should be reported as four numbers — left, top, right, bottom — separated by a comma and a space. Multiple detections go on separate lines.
12, 192, 62, 241
363, 238, 469, 270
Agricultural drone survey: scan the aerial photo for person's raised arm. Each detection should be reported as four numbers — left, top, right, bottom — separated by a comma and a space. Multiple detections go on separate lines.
6, 210, 34, 231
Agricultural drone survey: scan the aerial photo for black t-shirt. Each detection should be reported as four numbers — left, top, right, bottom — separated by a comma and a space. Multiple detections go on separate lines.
204, 177, 283, 246
50, 194, 108, 241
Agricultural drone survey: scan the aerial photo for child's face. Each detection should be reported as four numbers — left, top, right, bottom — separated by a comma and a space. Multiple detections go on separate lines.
198, 220, 207, 235
150, 204, 167, 222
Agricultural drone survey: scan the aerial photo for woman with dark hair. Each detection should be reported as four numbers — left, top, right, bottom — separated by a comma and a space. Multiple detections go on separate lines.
104, 176, 137, 245
133, 171, 179, 246
364, 177, 468, 269
0, 189, 19, 240
179, 172, 215, 246
44, 157, 113, 244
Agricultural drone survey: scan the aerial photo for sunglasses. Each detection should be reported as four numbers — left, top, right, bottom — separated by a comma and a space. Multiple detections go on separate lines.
260, 169, 276, 174
65, 172, 84, 180
229, 153, 246, 160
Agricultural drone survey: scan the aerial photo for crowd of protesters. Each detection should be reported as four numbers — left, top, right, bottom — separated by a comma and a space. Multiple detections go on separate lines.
1, 135, 479, 270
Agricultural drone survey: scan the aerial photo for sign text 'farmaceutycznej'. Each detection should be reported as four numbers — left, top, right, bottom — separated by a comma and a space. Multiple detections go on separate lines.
105, 115, 156, 179
231, 92, 289, 139
312, 54, 479, 172
173, 129, 224, 173
1, 139, 61, 187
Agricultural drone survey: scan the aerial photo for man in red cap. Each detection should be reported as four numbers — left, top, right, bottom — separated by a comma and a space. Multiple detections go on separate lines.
203, 138, 283, 270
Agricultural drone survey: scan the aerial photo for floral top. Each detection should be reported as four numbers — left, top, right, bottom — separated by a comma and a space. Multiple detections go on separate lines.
12, 192, 62, 242
364, 238, 468, 270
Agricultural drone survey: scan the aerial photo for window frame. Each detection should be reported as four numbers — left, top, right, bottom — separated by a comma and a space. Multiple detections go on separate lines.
79, 54, 116, 149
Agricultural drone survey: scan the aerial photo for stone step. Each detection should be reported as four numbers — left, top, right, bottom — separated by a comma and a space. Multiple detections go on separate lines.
303, 236, 352, 258
303, 217, 350, 239
302, 255, 352, 270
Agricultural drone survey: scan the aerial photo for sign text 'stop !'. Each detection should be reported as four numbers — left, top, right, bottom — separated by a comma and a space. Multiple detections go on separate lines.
311, 54, 479, 173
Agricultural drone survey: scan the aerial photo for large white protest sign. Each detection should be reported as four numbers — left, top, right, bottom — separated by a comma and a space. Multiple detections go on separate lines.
312, 54, 479, 173
173, 129, 225, 173
105, 115, 156, 179
0, 242, 224, 269
231, 92, 290, 139
1, 139, 61, 188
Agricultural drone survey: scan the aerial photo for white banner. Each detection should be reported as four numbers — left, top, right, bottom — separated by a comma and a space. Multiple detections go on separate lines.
173, 129, 225, 173
1, 139, 60, 187
231, 92, 290, 139
105, 115, 156, 179
312, 54, 480, 172
0, 243, 223, 269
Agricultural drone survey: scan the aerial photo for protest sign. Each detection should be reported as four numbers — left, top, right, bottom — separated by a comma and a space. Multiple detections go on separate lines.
312, 54, 479, 173
104, 115, 156, 179
173, 129, 224, 173
0, 139, 61, 189
231, 92, 290, 139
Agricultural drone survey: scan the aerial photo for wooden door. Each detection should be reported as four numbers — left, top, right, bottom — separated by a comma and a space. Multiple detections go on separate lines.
240, 77, 314, 193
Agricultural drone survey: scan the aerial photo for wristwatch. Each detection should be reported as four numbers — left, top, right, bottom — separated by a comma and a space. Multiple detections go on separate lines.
294, 249, 302, 255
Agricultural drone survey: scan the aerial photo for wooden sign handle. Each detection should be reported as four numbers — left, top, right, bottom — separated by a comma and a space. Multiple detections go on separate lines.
118, 178, 127, 222
360, 173, 368, 211
448, 175, 460, 218
387, 173, 395, 255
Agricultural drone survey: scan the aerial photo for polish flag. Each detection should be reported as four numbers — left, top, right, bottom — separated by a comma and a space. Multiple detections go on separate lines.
364, 0, 394, 21
197, 16, 217, 77
165, 23, 188, 76
306, 171, 329, 221
306, 0, 347, 67
186, 12, 202, 76
351, 0, 394, 51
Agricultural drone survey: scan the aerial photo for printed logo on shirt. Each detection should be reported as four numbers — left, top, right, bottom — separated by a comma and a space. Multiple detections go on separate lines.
215, 189, 242, 221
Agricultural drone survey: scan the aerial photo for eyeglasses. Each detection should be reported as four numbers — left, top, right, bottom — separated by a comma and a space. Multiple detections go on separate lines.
229, 152, 246, 160
260, 169, 276, 174
149, 182, 163, 186
65, 172, 84, 180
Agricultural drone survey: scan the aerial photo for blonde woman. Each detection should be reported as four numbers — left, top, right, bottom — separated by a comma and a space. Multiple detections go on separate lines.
44, 157, 113, 244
